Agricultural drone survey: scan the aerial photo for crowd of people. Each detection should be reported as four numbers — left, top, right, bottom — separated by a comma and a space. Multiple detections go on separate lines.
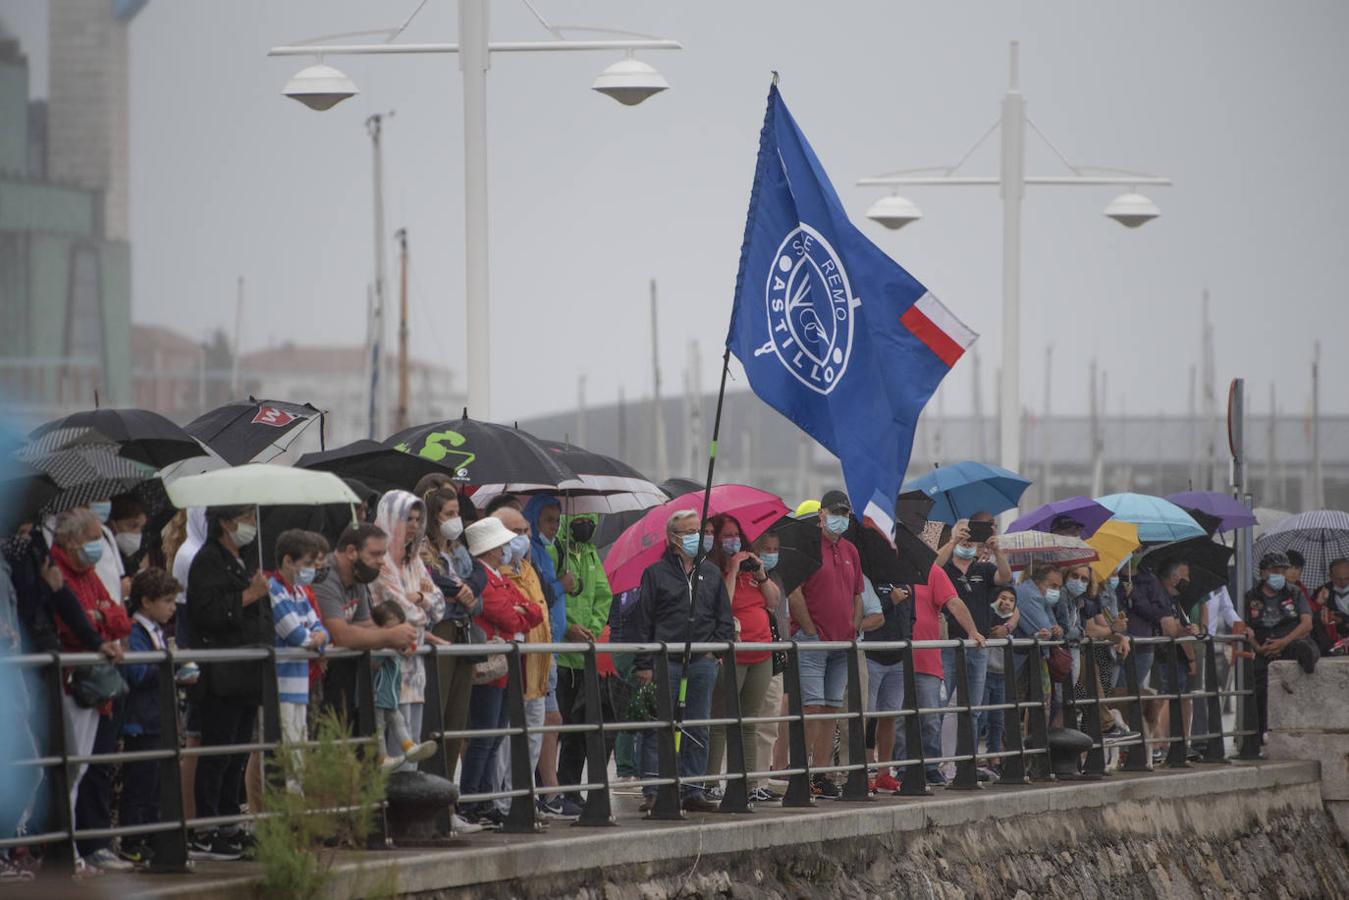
1, 475, 1341, 881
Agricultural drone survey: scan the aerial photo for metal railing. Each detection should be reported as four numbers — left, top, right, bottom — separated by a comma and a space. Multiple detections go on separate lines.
0, 631, 1259, 875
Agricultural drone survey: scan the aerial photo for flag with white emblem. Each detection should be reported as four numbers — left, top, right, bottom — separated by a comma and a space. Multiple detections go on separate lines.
726, 84, 976, 535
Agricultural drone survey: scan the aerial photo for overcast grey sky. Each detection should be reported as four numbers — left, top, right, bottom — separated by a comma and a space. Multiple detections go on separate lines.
5, 0, 1348, 423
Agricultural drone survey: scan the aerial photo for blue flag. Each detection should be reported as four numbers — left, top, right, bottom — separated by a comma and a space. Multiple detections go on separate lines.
726, 85, 976, 534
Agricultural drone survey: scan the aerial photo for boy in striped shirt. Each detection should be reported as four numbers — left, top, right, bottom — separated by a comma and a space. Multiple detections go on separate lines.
270, 529, 331, 787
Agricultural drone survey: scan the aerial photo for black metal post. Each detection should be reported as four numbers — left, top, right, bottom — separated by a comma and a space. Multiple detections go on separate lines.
649, 648, 684, 819
500, 646, 541, 833
575, 645, 617, 826
1201, 637, 1229, 764
715, 645, 753, 813
1238, 650, 1262, 760
148, 650, 189, 872
357, 651, 390, 849
998, 640, 1030, 785
1119, 639, 1150, 772
782, 642, 814, 807
1079, 639, 1107, 777
1024, 642, 1052, 782
260, 648, 283, 792
1164, 639, 1190, 769
44, 652, 75, 872
841, 642, 873, 801
898, 641, 929, 796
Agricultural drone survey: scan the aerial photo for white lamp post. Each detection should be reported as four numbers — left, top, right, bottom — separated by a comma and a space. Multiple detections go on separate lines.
270, 0, 680, 422
859, 41, 1170, 483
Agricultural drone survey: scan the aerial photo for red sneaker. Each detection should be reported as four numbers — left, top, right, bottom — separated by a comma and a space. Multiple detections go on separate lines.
874, 772, 901, 793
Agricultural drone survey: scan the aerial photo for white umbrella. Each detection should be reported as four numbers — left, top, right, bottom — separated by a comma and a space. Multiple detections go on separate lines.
996, 530, 1100, 571
166, 463, 359, 508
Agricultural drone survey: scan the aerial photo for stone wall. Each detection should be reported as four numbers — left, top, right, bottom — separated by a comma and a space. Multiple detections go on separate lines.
433, 779, 1347, 900
1267, 657, 1349, 842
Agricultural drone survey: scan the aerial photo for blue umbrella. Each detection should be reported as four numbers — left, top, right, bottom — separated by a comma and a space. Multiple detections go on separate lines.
903, 461, 1031, 524
1007, 496, 1114, 538
1096, 492, 1204, 543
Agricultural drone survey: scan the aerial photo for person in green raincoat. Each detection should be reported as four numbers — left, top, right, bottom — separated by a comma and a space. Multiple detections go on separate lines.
550, 511, 615, 799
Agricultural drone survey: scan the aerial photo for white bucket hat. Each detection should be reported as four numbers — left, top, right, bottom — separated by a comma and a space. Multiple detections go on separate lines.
465, 517, 515, 557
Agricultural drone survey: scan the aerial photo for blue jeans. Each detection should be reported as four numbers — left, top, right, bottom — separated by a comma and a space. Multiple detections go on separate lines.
460, 684, 507, 804
893, 671, 943, 779
979, 670, 1006, 756
940, 647, 988, 767
641, 655, 718, 799
1127, 647, 1155, 691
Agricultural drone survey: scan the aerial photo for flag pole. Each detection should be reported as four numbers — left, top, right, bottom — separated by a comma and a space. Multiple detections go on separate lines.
674, 347, 732, 755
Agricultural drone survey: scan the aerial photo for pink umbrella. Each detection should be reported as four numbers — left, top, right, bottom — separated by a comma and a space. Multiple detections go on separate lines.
602, 484, 789, 594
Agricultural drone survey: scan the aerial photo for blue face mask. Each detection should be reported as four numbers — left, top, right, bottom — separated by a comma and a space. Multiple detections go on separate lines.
1107, 576, 1120, 591
680, 533, 702, 558
759, 552, 780, 571
1044, 587, 1062, 604
701, 534, 714, 554
721, 537, 741, 556
1266, 573, 1286, 591
296, 566, 316, 586
1065, 578, 1087, 598
81, 540, 104, 565
825, 514, 849, 536
509, 534, 531, 564
953, 544, 978, 560
89, 501, 112, 523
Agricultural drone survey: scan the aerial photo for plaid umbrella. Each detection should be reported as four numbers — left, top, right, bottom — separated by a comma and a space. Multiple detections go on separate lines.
996, 530, 1099, 571
1254, 510, 1349, 590
20, 443, 157, 515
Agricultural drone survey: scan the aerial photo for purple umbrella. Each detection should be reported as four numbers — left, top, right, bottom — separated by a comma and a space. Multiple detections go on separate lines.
1166, 490, 1258, 533
1007, 496, 1113, 539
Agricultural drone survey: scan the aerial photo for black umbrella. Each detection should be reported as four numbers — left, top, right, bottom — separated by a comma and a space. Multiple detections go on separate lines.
848, 518, 936, 587
1140, 536, 1234, 606
1177, 507, 1224, 539
894, 489, 936, 535
31, 408, 207, 469
766, 515, 823, 596
186, 398, 323, 465
386, 414, 574, 486
0, 460, 58, 532
660, 477, 703, 498
539, 440, 654, 489
296, 440, 456, 494
19, 443, 156, 515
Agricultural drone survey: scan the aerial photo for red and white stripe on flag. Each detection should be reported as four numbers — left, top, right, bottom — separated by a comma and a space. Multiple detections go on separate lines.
899, 293, 977, 367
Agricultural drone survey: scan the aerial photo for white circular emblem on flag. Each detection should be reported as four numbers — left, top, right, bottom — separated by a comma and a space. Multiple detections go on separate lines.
764, 223, 856, 395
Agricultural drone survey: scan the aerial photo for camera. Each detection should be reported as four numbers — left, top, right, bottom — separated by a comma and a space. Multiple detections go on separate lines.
739, 558, 760, 573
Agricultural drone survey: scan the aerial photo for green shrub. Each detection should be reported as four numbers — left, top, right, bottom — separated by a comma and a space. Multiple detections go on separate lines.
255, 709, 389, 899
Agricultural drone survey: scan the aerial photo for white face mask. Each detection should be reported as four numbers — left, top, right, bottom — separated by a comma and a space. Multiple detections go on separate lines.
440, 516, 464, 542
115, 530, 142, 557
232, 521, 257, 547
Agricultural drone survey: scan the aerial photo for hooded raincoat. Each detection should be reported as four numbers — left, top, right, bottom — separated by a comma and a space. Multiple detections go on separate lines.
522, 495, 567, 641
371, 491, 446, 704
552, 511, 613, 671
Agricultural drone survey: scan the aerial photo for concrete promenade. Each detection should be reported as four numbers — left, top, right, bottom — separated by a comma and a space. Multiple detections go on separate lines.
86, 759, 1322, 899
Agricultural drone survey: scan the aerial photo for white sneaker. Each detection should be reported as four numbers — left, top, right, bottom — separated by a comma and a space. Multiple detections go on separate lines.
85, 848, 133, 872
380, 753, 406, 774
451, 813, 484, 835
402, 740, 438, 764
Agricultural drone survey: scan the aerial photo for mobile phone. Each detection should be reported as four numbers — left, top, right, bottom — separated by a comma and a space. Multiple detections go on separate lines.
967, 521, 994, 543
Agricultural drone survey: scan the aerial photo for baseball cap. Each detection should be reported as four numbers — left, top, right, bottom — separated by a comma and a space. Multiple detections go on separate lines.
820, 490, 851, 513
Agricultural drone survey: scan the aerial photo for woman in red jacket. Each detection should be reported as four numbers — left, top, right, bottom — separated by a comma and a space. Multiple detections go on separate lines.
705, 514, 780, 801
49, 507, 132, 871
458, 518, 543, 826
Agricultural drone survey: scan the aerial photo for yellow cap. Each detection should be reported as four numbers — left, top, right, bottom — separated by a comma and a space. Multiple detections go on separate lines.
794, 499, 821, 518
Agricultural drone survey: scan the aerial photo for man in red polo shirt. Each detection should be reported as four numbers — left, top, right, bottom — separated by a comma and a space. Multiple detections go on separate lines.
788, 490, 864, 798
891, 561, 983, 788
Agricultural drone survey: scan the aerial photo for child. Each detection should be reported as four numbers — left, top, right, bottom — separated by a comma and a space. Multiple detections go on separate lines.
118, 568, 182, 866
370, 602, 437, 773
269, 530, 332, 783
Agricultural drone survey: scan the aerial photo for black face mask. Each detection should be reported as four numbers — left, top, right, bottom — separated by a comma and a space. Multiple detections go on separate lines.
352, 557, 381, 585
569, 519, 596, 544
1175, 578, 1191, 593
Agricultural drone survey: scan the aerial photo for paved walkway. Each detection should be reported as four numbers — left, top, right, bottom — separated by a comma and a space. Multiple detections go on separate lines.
45, 760, 1319, 899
